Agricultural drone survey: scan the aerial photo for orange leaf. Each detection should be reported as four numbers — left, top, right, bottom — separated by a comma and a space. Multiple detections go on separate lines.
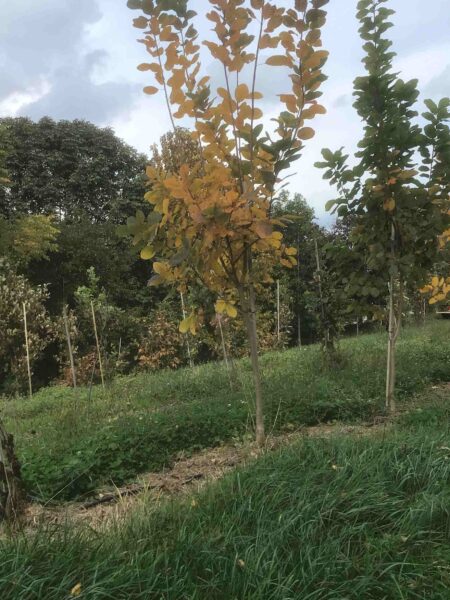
297, 127, 315, 140
143, 86, 158, 95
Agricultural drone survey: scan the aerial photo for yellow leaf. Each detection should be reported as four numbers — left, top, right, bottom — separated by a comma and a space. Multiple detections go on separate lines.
140, 246, 155, 260
285, 247, 297, 256
431, 276, 439, 287
225, 303, 237, 318
297, 127, 315, 140
70, 583, 82, 597
383, 198, 395, 212
235, 83, 249, 102
180, 313, 197, 335
215, 299, 227, 314
143, 86, 158, 95
266, 55, 292, 67
279, 94, 297, 113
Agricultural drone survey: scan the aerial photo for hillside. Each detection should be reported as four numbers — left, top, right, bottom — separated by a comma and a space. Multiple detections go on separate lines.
1, 320, 449, 504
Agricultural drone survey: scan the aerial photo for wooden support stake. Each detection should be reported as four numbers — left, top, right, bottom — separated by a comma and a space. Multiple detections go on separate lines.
91, 301, 105, 388
217, 314, 233, 389
297, 231, 302, 347
180, 292, 194, 368
63, 305, 77, 388
276, 280, 281, 343
22, 303, 32, 398
314, 238, 330, 348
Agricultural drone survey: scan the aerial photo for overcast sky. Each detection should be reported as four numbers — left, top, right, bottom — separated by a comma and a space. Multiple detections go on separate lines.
1, 0, 449, 224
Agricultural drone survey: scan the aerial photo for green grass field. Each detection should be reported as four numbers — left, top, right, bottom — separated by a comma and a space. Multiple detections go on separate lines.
1, 319, 449, 503
0, 389, 449, 599
0, 320, 449, 599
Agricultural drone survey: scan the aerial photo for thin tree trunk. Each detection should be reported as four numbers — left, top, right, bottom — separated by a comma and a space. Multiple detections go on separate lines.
297, 313, 302, 347
385, 222, 403, 414
356, 318, 359, 337
385, 273, 396, 413
63, 305, 77, 388
240, 284, 265, 446
22, 303, 32, 398
0, 419, 24, 524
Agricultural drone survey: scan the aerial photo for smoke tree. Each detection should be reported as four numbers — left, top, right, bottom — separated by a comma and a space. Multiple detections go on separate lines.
316, 0, 449, 412
127, 0, 329, 444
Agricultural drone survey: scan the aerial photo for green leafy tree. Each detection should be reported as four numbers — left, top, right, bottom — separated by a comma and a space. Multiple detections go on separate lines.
272, 190, 326, 345
0, 215, 59, 267
0, 260, 54, 394
0, 117, 148, 222
316, 0, 450, 412
0, 123, 9, 189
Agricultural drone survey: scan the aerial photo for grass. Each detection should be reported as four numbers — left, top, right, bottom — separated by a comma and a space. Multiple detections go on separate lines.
1, 318, 449, 502
0, 389, 449, 599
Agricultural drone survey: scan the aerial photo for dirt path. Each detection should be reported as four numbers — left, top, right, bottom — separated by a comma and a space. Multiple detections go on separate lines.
21, 419, 389, 532
8, 383, 448, 534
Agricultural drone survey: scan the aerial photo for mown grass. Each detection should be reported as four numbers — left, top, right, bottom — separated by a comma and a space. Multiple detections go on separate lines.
0, 390, 449, 599
1, 319, 449, 502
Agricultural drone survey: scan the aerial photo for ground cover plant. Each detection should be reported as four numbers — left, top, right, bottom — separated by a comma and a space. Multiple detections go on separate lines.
0, 384, 449, 599
0, 319, 448, 503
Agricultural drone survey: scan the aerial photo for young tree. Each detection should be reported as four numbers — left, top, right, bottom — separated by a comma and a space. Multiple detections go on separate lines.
316, 0, 449, 412
128, 0, 330, 444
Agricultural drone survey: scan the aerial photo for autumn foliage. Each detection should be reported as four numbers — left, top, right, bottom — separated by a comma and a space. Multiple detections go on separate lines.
128, 0, 329, 442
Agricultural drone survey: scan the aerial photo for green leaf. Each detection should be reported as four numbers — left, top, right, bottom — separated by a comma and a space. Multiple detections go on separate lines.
321, 148, 334, 162
424, 99, 438, 113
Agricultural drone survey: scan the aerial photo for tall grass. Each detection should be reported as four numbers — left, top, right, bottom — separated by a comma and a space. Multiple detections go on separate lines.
1, 319, 449, 502
0, 398, 449, 599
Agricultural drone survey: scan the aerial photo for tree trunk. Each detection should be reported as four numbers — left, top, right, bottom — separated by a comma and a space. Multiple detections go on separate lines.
239, 284, 265, 446
386, 277, 403, 414
0, 419, 24, 524
385, 274, 397, 413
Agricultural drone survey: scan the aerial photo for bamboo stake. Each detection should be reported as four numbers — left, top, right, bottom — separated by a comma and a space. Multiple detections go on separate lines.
276, 279, 280, 343
314, 238, 329, 347
217, 314, 233, 389
63, 305, 77, 388
180, 292, 193, 368
22, 303, 32, 398
297, 231, 302, 347
91, 300, 105, 388
117, 336, 122, 371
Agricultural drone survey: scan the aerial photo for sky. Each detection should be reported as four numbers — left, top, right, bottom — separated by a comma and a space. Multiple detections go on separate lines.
1, 0, 449, 224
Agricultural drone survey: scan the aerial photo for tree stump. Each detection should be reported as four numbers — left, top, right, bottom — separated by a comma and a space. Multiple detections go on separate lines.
0, 418, 24, 524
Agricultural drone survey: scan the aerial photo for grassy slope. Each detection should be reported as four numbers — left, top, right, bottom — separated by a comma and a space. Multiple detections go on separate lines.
0, 390, 449, 599
1, 319, 449, 502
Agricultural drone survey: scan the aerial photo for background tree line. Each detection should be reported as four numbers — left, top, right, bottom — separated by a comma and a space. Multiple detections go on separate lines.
0, 116, 364, 396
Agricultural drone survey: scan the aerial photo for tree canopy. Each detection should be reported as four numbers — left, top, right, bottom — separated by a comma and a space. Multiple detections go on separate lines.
0, 117, 148, 222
